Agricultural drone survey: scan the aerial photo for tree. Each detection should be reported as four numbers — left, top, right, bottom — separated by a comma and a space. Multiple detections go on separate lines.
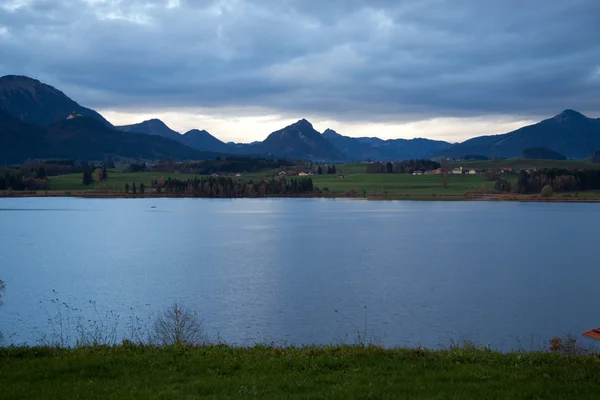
317, 166, 323, 175
125, 183, 130, 193
94, 167, 103, 181
152, 303, 207, 346
82, 170, 93, 186
139, 183, 145, 194
386, 162, 393, 173
541, 185, 553, 198
102, 164, 108, 180
441, 159, 448, 188
331, 164, 337, 174
132, 182, 137, 194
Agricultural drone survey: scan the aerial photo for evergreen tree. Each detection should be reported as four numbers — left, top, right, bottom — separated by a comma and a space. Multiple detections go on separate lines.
139, 183, 145, 194
317, 166, 323, 175
82, 170, 93, 185
132, 182, 137, 194
332, 164, 337, 174
125, 183, 130, 193
102, 164, 108, 180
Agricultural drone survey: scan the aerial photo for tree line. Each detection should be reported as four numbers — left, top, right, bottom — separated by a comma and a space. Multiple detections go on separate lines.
495, 169, 600, 194
316, 165, 337, 175
366, 160, 441, 174
0, 173, 49, 191
124, 176, 316, 197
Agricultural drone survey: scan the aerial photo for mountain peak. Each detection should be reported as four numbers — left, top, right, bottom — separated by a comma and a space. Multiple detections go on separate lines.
185, 129, 213, 137
1, 75, 42, 83
181, 129, 230, 153
0, 74, 113, 127
291, 118, 313, 129
322, 128, 342, 138
554, 109, 587, 122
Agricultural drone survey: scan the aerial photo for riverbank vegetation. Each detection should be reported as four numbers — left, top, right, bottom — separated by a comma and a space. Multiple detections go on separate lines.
1, 297, 599, 398
2, 342, 600, 399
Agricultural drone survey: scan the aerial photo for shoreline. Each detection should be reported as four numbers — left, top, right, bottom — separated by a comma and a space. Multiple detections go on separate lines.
2, 191, 600, 202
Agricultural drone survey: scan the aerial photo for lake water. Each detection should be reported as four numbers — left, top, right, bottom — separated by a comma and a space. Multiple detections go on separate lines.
0, 197, 598, 349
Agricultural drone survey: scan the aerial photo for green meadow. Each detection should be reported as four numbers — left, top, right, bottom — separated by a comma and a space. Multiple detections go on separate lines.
1, 344, 599, 399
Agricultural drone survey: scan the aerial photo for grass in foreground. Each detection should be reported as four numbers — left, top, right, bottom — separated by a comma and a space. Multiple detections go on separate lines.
1, 344, 599, 399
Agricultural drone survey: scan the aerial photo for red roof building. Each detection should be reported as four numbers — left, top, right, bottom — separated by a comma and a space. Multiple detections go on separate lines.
583, 328, 600, 341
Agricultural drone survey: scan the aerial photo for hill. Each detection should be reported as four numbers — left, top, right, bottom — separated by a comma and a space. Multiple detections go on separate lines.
255, 119, 347, 161
0, 109, 46, 164
522, 147, 566, 160
436, 110, 600, 159
180, 129, 233, 153
322, 129, 452, 161
446, 158, 599, 171
0, 113, 215, 163
0, 75, 112, 127
116, 119, 182, 142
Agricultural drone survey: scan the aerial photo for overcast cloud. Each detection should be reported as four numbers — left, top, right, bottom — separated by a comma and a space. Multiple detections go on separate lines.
1, 0, 599, 141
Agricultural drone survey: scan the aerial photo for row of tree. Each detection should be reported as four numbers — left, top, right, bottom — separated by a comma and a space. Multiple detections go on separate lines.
366, 160, 441, 174
125, 182, 146, 194
126, 176, 316, 197
0, 174, 49, 191
20, 160, 115, 179
316, 165, 337, 175
496, 169, 600, 194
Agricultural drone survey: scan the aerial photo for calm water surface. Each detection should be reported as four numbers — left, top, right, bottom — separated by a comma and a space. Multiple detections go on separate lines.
0, 198, 598, 349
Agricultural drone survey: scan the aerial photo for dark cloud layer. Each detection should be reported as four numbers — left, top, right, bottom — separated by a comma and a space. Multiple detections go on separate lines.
1, 0, 599, 122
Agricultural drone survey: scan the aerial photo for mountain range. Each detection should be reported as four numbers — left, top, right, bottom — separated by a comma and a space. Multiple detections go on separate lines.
434, 110, 600, 159
1, 74, 600, 163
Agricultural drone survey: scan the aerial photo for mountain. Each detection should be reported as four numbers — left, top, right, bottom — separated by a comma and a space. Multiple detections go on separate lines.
0, 75, 113, 127
0, 113, 216, 164
117, 119, 182, 142
254, 119, 347, 161
435, 110, 600, 159
0, 109, 46, 164
180, 129, 233, 153
522, 147, 566, 160
322, 129, 452, 161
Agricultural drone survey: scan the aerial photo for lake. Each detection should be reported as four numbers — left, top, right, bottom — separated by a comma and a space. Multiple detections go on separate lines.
0, 197, 598, 349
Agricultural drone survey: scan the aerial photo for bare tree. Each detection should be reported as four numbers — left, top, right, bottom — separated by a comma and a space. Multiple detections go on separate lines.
152, 303, 207, 346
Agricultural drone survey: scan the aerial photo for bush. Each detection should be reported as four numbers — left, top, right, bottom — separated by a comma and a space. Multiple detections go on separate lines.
152, 304, 207, 346
549, 335, 592, 355
540, 185, 553, 198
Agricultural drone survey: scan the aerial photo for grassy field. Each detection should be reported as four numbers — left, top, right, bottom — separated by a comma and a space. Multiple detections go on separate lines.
45, 167, 494, 197
312, 173, 493, 196
1, 344, 599, 399
48, 171, 202, 191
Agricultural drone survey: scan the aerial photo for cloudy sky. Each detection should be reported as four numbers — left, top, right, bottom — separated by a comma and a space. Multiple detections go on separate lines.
1, 0, 599, 143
